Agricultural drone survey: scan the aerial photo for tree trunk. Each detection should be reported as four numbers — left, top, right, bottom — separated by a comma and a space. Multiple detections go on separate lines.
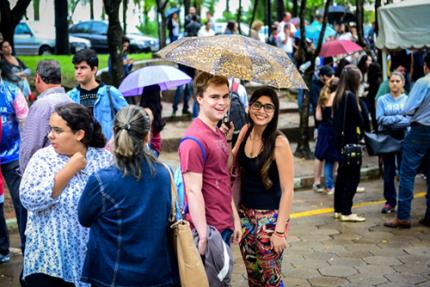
226, 0, 230, 13
103, 0, 124, 87
294, 0, 331, 159
33, 0, 40, 21
156, 0, 169, 49
237, 0, 242, 34
122, 0, 128, 33
0, 0, 32, 51
184, 0, 190, 16
294, 0, 312, 159
276, 0, 285, 22
248, 0, 259, 36
90, 0, 94, 20
356, 0, 365, 47
266, 0, 272, 34
292, 0, 298, 17
375, 0, 382, 68
54, 0, 70, 54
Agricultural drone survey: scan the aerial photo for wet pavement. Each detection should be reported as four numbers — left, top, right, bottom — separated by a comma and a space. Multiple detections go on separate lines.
1, 177, 429, 287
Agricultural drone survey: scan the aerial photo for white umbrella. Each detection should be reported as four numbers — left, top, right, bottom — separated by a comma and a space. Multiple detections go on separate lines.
119, 65, 192, 97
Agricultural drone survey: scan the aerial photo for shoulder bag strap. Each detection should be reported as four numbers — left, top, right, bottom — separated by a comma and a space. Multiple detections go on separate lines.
162, 162, 181, 222
341, 92, 349, 149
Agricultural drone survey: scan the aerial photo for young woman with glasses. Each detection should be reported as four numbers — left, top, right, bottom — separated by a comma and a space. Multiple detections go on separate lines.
232, 87, 294, 286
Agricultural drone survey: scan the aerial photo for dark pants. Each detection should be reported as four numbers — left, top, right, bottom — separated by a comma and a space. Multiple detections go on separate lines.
334, 163, 361, 215
1, 160, 26, 252
398, 125, 430, 220
0, 203, 9, 255
173, 83, 191, 113
382, 152, 402, 208
25, 273, 75, 287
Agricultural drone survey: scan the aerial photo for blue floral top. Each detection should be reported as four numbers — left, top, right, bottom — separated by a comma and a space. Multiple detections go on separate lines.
20, 146, 112, 287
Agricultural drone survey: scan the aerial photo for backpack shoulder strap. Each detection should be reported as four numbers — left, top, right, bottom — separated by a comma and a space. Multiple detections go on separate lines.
179, 135, 207, 161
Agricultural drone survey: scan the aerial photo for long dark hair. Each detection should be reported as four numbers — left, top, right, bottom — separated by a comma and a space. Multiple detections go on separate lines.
139, 84, 165, 134
113, 105, 155, 180
334, 65, 362, 111
55, 103, 106, 148
357, 54, 370, 76
247, 87, 282, 190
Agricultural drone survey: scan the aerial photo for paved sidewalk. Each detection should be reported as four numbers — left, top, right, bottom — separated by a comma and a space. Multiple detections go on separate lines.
1, 178, 429, 287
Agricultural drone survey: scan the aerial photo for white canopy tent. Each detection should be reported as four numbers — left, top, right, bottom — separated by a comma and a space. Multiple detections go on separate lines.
375, 0, 430, 77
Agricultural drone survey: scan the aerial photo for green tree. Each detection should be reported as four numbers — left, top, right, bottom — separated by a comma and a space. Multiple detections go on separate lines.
33, 0, 40, 21
0, 0, 32, 50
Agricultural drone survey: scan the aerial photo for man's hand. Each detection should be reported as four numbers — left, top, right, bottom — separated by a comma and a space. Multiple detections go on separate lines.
198, 237, 208, 255
232, 216, 242, 244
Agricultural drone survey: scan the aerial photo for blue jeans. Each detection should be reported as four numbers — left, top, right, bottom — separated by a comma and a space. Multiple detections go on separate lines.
324, 161, 335, 189
1, 160, 26, 252
382, 152, 402, 208
397, 125, 430, 221
173, 83, 192, 113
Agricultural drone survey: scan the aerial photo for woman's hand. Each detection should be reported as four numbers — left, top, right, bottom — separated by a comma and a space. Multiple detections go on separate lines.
232, 215, 242, 244
271, 233, 287, 254
68, 152, 87, 174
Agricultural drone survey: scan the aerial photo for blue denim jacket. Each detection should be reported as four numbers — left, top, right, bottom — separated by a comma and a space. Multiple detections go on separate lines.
67, 85, 128, 140
78, 161, 179, 287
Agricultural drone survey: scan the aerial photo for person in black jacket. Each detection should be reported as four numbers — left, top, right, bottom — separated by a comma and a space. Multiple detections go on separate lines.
333, 65, 369, 222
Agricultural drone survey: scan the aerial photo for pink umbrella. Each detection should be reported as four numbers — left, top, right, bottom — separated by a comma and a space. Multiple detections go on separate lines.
319, 40, 362, 58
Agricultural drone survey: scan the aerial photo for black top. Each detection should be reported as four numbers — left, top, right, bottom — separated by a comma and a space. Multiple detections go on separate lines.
237, 134, 281, 210
78, 83, 103, 115
321, 106, 334, 126
333, 91, 369, 152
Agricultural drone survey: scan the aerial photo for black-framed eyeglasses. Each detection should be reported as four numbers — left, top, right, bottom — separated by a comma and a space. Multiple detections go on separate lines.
251, 101, 275, 113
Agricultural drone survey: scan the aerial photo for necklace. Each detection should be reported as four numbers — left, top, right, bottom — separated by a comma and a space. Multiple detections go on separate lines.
246, 137, 263, 157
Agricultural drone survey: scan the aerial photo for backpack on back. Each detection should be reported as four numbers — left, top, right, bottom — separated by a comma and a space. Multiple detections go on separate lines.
228, 81, 248, 135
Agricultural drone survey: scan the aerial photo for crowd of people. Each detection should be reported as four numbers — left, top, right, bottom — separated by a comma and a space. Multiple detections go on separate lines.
0, 9, 429, 287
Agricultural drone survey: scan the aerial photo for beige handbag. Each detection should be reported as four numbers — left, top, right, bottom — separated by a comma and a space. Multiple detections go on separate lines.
163, 163, 209, 287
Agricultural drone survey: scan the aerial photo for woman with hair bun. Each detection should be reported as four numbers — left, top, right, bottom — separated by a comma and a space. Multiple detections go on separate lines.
78, 105, 179, 287
20, 103, 112, 287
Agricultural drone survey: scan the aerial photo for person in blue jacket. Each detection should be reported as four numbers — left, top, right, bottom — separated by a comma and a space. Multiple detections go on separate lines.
78, 105, 179, 287
67, 49, 127, 141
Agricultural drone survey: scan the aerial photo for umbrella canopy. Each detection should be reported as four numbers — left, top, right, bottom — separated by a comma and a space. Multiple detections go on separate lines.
319, 39, 362, 58
156, 34, 306, 89
119, 65, 192, 97
294, 23, 336, 43
165, 7, 180, 18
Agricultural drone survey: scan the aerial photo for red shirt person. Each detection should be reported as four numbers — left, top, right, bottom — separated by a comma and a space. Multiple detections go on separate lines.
179, 72, 241, 255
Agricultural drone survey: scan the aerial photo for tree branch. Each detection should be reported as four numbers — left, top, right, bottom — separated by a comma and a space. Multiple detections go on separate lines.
314, 0, 331, 57
11, 0, 32, 26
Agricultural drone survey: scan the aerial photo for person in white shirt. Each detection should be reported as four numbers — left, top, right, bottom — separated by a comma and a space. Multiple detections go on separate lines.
277, 24, 294, 58
198, 21, 215, 37
278, 12, 297, 37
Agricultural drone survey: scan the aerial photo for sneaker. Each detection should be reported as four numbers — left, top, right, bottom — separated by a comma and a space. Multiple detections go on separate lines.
182, 110, 191, 115
381, 203, 395, 214
171, 111, 177, 117
340, 214, 366, 222
326, 188, 334, 195
313, 183, 323, 193
0, 253, 10, 264
356, 186, 365, 193
334, 212, 341, 219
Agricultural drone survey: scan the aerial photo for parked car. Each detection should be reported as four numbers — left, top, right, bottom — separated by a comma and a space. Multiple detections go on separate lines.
14, 21, 91, 55
69, 20, 159, 53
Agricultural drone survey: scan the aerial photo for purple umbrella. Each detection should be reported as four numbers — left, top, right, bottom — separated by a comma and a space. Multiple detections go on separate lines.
119, 65, 192, 97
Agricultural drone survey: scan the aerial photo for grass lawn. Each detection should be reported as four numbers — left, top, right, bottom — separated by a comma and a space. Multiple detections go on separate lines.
20, 53, 153, 89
